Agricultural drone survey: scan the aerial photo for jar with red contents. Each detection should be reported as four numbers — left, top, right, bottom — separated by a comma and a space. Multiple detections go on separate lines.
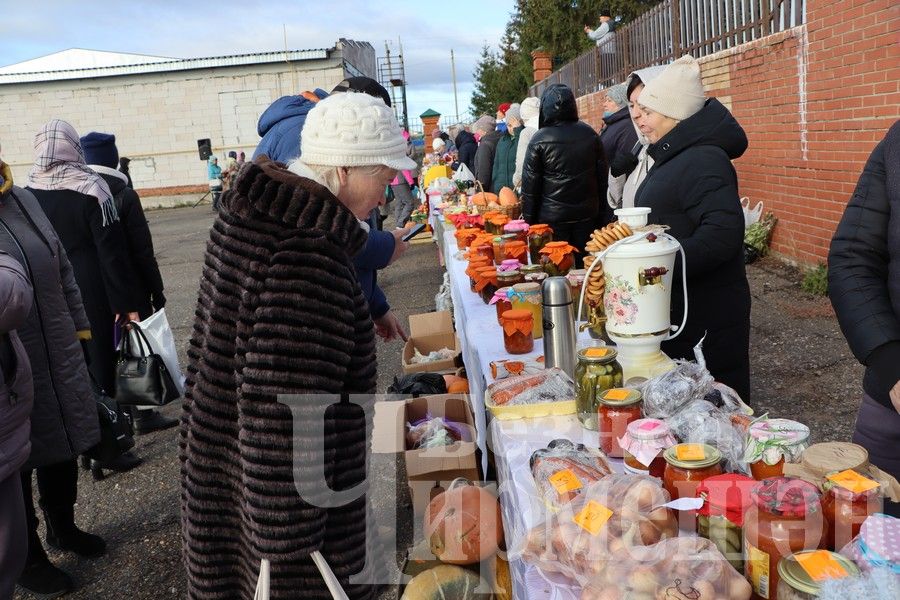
662, 444, 724, 502
821, 472, 883, 550
489, 287, 513, 324
597, 387, 641, 457
501, 240, 528, 263
471, 241, 495, 264
499, 309, 534, 354
492, 234, 517, 264
745, 418, 811, 481
503, 219, 529, 243
474, 267, 499, 304
743, 478, 829, 600
697, 474, 757, 572
620, 418, 676, 479
527, 224, 553, 263
466, 256, 492, 292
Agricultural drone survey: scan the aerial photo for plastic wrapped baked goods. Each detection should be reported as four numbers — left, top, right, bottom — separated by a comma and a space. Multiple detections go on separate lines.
641, 360, 715, 418
667, 399, 749, 474
486, 367, 575, 406
518, 474, 678, 585
530, 439, 613, 510
579, 537, 752, 600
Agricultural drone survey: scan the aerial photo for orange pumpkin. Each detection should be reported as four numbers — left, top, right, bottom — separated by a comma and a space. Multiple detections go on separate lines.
471, 192, 499, 206
498, 187, 518, 206
425, 482, 504, 565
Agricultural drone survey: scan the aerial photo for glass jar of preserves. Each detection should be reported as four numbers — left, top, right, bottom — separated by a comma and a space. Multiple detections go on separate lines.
524, 271, 548, 285
776, 551, 860, 600
509, 282, 543, 339
497, 269, 523, 288
501, 240, 528, 263
745, 418, 811, 481
621, 418, 676, 479
490, 287, 513, 324
500, 309, 534, 354
821, 471, 883, 550
503, 219, 529, 243
566, 269, 588, 321
597, 387, 640, 457
539, 241, 578, 277
474, 267, 499, 304
492, 234, 517, 265
744, 478, 829, 600
574, 347, 623, 430
485, 214, 510, 235
527, 224, 554, 264
663, 444, 724, 502
471, 241, 495, 263
520, 264, 543, 277
498, 259, 524, 273
466, 256, 492, 292
454, 227, 481, 250
697, 474, 757, 572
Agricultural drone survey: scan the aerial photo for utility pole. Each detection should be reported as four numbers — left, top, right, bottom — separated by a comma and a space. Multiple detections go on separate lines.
450, 49, 459, 122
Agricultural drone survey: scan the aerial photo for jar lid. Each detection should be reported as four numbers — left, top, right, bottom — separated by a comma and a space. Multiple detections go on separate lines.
512, 282, 541, 293
599, 387, 640, 406
777, 551, 859, 595
663, 444, 722, 470
489, 215, 510, 225
525, 272, 548, 283
529, 223, 552, 234
577, 346, 619, 364
697, 474, 756, 525
500, 259, 523, 268
626, 418, 671, 441
566, 269, 587, 285
497, 269, 521, 279
748, 418, 811, 444
489, 287, 512, 304
800, 442, 869, 477
751, 477, 822, 517
501, 308, 533, 322
520, 264, 543, 274
822, 469, 882, 500
503, 219, 529, 232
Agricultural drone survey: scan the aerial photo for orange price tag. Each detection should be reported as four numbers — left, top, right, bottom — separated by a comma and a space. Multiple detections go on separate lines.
826, 469, 880, 494
675, 444, 706, 462
548, 469, 583, 495
795, 550, 850, 582
604, 389, 630, 401
584, 348, 609, 358
572, 500, 613, 536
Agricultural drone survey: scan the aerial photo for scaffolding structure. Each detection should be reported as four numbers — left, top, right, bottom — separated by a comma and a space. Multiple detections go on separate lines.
377, 40, 409, 132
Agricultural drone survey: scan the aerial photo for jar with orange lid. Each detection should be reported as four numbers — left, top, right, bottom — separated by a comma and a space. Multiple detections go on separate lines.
489, 287, 513, 324
597, 387, 640, 457
470, 241, 494, 264
745, 418, 811, 481
501, 240, 528, 263
473, 267, 499, 304
820, 470, 883, 550
509, 282, 542, 339
491, 234, 517, 264
539, 241, 578, 277
466, 256, 492, 292
454, 227, 481, 250
503, 219, 529, 243
499, 309, 534, 354
620, 418, 676, 479
485, 214, 510, 235
743, 478, 828, 600
662, 444, 724, 502
527, 224, 553, 263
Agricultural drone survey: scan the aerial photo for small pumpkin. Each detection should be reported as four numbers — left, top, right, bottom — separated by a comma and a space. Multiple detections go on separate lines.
498, 187, 518, 206
425, 481, 504, 565
400, 564, 486, 600
471, 192, 499, 206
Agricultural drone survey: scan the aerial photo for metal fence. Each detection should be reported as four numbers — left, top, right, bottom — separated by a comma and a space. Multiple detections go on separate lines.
531, 0, 805, 97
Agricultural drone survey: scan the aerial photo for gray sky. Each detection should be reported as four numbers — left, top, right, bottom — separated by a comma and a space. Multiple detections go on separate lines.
0, 0, 516, 127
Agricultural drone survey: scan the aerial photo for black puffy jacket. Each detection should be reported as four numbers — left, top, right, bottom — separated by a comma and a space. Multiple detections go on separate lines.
520, 84, 606, 224
828, 121, 900, 411
455, 130, 478, 175
635, 98, 752, 401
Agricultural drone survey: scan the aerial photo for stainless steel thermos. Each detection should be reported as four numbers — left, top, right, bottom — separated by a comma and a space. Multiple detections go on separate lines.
541, 276, 577, 379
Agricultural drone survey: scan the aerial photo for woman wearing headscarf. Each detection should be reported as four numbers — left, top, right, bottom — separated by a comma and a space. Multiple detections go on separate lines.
181, 91, 416, 599
1, 179, 102, 596
632, 56, 751, 401
513, 96, 540, 189
26, 119, 141, 466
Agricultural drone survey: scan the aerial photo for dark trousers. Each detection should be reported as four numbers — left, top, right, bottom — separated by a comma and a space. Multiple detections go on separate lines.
546, 218, 596, 263
0, 474, 26, 597
20, 459, 78, 564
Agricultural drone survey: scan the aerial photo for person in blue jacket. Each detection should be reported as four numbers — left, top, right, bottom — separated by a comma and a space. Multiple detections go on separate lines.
252, 77, 411, 341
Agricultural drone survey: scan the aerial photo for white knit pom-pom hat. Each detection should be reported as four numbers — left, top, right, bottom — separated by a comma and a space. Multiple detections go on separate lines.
637, 55, 706, 121
300, 92, 416, 171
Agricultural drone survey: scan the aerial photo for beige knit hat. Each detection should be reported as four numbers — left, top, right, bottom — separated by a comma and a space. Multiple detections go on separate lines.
300, 92, 416, 171
520, 97, 540, 129
637, 55, 706, 121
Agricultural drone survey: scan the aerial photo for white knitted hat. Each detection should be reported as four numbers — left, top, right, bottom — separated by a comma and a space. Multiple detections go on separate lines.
637, 55, 706, 121
300, 92, 416, 171
432, 138, 446, 152
520, 97, 540, 129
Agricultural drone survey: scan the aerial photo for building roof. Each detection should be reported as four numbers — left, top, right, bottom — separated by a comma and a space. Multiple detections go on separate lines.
0, 46, 332, 84
419, 108, 441, 118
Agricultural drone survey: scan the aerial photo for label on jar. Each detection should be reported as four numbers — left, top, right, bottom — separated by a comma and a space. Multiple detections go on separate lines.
548, 469, 582, 494
795, 550, 850, 582
572, 500, 613, 536
603, 388, 630, 400
584, 347, 610, 358
675, 443, 706, 462
826, 469, 879, 494
745, 540, 770, 599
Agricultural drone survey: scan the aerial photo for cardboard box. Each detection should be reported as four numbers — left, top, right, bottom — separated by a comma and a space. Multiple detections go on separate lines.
401, 311, 461, 374
372, 394, 480, 515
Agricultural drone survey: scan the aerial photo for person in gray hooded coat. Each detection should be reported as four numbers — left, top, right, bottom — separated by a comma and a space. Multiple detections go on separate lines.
0, 185, 104, 597
0, 250, 33, 599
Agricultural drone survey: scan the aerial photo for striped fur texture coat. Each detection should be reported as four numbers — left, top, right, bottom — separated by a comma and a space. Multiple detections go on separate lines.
180, 157, 380, 599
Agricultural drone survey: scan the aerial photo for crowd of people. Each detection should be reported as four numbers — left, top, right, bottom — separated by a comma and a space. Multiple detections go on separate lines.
0, 44, 896, 600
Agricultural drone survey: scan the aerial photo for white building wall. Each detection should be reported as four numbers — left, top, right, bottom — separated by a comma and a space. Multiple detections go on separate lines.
0, 58, 348, 190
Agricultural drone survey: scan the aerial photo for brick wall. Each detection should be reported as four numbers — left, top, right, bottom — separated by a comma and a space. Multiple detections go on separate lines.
575, 0, 899, 266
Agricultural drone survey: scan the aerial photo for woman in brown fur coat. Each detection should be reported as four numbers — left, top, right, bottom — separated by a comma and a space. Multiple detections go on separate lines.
180, 92, 415, 599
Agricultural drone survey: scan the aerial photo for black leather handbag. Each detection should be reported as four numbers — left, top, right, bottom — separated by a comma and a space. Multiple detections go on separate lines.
115, 321, 180, 406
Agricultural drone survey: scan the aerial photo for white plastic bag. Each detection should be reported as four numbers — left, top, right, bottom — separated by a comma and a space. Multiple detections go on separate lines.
741, 197, 763, 230
453, 163, 475, 183
127, 308, 185, 395
253, 559, 270, 600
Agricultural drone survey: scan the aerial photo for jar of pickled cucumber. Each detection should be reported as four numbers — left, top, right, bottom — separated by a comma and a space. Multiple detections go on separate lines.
574, 347, 623, 430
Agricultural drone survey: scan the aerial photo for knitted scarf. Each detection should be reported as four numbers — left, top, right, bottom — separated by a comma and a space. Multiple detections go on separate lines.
26, 119, 118, 226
